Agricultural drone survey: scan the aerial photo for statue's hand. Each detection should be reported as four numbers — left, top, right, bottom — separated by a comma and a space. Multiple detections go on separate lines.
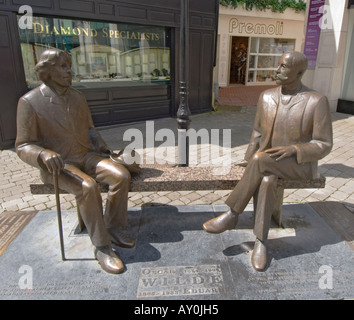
265, 146, 297, 161
39, 150, 64, 174
100, 146, 113, 155
236, 160, 248, 167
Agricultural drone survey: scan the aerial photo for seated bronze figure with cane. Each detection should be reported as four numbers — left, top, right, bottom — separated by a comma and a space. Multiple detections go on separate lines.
15, 48, 136, 274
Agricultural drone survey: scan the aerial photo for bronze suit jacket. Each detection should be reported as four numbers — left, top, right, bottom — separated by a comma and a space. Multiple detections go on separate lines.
244, 85, 333, 176
15, 84, 107, 170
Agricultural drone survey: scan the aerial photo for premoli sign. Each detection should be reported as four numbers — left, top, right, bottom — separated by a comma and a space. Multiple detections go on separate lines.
229, 18, 284, 35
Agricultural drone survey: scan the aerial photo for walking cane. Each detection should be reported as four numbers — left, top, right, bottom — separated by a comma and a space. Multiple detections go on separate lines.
53, 170, 66, 261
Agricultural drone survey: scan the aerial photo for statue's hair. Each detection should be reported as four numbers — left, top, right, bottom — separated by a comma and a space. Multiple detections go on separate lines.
35, 48, 71, 83
286, 51, 308, 75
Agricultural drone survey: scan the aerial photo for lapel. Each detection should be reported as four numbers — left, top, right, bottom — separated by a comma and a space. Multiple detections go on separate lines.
288, 89, 305, 109
39, 84, 73, 131
268, 86, 308, 143
40, 84, 62, 105
287, 87, 307, 129
268, 86, 280, 129
255, 87, 279, 151
269, 86, 307, 115
287, 90, 307, 140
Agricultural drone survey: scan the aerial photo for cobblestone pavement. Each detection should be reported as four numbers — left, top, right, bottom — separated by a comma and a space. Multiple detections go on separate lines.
1, 105, 354, 214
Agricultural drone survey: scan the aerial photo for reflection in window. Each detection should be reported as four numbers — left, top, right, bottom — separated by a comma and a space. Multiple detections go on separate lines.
18, 16, 171, 89
247, 37, 295, 83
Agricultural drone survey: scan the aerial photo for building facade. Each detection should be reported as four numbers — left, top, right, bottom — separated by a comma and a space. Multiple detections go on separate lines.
216, 0, 354, 114
215, 5, 306, 87
0, 0, 218, 148
310, 0, 354, 112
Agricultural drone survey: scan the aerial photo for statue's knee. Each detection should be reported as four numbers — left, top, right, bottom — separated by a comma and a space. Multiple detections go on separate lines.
252, 152, 268, 163
112, 166, 131, 185
262, 175, 277, 184
82, 177, 98, 194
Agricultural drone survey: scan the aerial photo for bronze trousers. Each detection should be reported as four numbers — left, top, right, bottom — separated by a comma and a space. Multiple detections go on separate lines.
41, 153, 131, 247
225, 151, 313, 241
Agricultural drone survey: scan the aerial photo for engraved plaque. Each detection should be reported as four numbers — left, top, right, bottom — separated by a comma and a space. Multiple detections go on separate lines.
137, 264, 225, 298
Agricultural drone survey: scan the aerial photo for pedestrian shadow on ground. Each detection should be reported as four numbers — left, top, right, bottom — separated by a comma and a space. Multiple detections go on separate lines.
319, 163, 354, 178
221, 202, 351, 271
115, 202, 352, 271
119, 204, 216, 265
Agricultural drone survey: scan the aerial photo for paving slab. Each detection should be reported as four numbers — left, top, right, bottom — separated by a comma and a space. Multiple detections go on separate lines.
0, 204, 353, 300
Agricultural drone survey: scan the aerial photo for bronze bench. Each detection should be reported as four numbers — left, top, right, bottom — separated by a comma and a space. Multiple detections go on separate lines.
29, 164, 326, 260
30, 164, 326, 229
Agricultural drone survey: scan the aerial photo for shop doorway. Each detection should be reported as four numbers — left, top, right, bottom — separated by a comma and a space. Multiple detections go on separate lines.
229, 36, 248, 85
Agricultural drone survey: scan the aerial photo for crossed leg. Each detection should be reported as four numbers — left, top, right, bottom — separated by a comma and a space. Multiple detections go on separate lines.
204, 151, 313, 270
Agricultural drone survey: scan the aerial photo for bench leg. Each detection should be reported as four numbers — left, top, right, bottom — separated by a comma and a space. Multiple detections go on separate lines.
76, 202, 86, 233
272, 187, 284, 227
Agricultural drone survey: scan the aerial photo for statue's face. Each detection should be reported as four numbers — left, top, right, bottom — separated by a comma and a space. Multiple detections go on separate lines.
275, 53, 300, 86
48, 54, 72, 88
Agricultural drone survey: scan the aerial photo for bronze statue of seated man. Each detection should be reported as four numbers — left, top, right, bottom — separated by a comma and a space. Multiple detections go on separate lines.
203, 51, 333, 271
16, 48, 134, 274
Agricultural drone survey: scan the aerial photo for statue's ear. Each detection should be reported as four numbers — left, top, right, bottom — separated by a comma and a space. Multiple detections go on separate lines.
297, 70, 304, 78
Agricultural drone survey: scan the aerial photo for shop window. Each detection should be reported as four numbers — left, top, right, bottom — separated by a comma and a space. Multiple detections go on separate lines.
248, 38, 295, 83
17, 16, 171, 89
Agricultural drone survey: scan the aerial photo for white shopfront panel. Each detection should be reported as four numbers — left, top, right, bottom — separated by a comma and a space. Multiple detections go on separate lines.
217, 11, 305, 87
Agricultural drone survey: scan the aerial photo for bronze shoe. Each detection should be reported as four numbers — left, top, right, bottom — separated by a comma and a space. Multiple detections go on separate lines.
108, 227, 135, 248
251, 238, 268, 272
203, 209, 238, 234
94, 246, 124, 274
